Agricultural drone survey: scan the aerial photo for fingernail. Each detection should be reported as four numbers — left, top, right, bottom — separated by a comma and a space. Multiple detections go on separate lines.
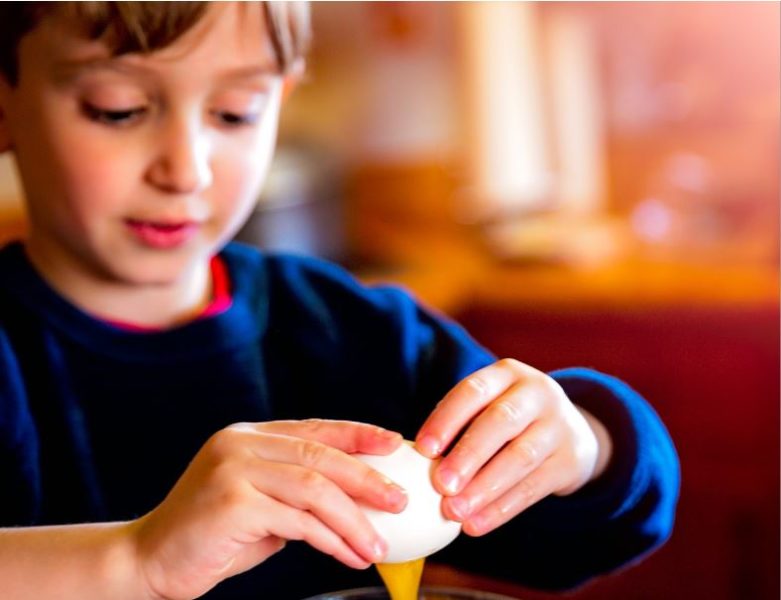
372, 538, 387, 561
386, 484, 408, 510
448, 496, 471, 521
417, 434, 441, 457
438, 468, 461, 495
466, 513, 488, 535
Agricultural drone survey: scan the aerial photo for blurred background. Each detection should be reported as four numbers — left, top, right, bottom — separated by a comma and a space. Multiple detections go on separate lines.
0, 2, 778, 599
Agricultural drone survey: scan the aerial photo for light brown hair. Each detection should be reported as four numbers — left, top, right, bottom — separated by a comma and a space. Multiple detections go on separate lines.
0, 1, 311, 85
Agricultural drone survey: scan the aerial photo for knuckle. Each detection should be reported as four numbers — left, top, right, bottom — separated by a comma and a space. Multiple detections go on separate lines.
491, 399, 524, 426
302, 418, 327, 435
205, 427, 241, 459
298, 440, 329, 468
464, 374, 490, 398
206, 452, 246, 489
510, 440, 540, 468
225, 421, 253, 432
539, 375, 566, 402
497, 357, 523, 374
299, 468, 328, 493
524, 376, 565, 413
515, 477, 537, 505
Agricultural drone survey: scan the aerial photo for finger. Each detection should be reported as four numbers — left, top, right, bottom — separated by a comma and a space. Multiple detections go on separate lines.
252, 419, 403, 455
248, 494, 374, 569
442, 422, 558, 522
461, 458, 563, 537
432, 382, 543, 496
248, 461, 388, 564
227, 429, 407, 512
415, 360, 530, 459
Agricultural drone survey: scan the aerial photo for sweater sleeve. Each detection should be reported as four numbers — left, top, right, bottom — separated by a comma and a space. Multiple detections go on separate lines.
433, 366, 680, 590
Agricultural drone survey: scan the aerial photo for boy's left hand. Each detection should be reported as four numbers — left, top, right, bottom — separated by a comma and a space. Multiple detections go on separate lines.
415, 359, 612, 536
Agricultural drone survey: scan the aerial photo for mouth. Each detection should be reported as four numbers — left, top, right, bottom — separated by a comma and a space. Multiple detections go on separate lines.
124, 218, 201, 249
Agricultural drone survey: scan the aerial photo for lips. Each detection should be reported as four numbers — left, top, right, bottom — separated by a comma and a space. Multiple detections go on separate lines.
124, 218, 200, 249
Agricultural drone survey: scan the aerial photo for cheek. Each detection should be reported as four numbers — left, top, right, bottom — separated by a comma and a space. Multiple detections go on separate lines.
14, 121, 134, 235
58, 146, 134, 213
210, 157, 265, 238
56, 121, 141, 197
215, 95, 281, 216
211, 132, 277, 231
31, 109, 140, 219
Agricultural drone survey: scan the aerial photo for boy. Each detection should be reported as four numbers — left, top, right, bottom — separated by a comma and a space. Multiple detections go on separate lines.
0, 2, 679, 599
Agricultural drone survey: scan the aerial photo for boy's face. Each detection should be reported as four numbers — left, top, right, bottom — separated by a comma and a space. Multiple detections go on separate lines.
0, 2, 283, 288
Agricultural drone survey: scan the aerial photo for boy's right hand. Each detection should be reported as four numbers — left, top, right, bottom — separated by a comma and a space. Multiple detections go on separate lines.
130, 420, 406, 600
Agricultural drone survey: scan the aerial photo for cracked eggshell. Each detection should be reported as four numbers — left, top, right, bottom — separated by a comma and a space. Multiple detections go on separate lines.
355, 441, 462, 563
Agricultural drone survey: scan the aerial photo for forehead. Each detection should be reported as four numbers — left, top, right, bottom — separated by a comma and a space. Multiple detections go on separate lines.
21, 2, 280, 83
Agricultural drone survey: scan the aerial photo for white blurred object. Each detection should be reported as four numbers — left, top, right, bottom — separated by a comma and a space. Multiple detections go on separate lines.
351, 3, 458, 163
485, 214, 631, 268
547, 9, 607, 215
458, 2, 552, 219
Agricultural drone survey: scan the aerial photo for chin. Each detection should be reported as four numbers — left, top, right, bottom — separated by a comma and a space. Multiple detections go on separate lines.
103, 255, 202, 288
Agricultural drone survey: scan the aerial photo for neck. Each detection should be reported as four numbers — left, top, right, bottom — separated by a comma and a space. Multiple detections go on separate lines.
23, 240, 212, 330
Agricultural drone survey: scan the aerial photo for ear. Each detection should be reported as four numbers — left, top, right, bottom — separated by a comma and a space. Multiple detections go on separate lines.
282, 58, 306, 103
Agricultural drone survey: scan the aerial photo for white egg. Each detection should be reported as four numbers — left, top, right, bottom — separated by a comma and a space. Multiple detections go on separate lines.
355, 441, 462, 563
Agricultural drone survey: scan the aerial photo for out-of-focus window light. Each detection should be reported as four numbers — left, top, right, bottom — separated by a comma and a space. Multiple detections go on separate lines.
457, 2, 552, 220
263, 2, 777, 269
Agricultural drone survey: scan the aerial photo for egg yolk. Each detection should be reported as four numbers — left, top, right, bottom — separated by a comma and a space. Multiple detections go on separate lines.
376, 558, 425, 600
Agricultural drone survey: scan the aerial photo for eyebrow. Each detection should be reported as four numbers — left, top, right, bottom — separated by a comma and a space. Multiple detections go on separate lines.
51, 57, 280, 83
50, 59, 138, 83
217, 64, 282, 81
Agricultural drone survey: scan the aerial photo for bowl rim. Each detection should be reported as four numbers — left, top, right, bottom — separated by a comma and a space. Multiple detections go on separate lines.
301, 584, 521, 599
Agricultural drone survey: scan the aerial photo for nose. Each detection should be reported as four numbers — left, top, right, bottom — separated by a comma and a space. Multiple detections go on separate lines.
146, 116, 213, 194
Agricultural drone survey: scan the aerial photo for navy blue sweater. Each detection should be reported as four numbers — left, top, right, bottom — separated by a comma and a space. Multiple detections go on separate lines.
0, 241, 679, 599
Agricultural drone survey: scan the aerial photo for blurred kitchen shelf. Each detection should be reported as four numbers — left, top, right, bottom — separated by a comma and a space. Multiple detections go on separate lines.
359, 248, 779, 317
473, 258, 780, 312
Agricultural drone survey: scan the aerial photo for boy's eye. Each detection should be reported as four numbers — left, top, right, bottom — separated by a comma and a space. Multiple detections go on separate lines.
213, 111, 259, 127
82, 102, 147, 126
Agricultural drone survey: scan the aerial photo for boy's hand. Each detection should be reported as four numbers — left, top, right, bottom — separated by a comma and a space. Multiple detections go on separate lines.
415, 359, 612, 537
132, 420, 405, 600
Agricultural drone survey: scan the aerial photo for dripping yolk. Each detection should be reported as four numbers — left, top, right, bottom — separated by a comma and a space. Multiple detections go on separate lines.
376, 557, 425, 600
